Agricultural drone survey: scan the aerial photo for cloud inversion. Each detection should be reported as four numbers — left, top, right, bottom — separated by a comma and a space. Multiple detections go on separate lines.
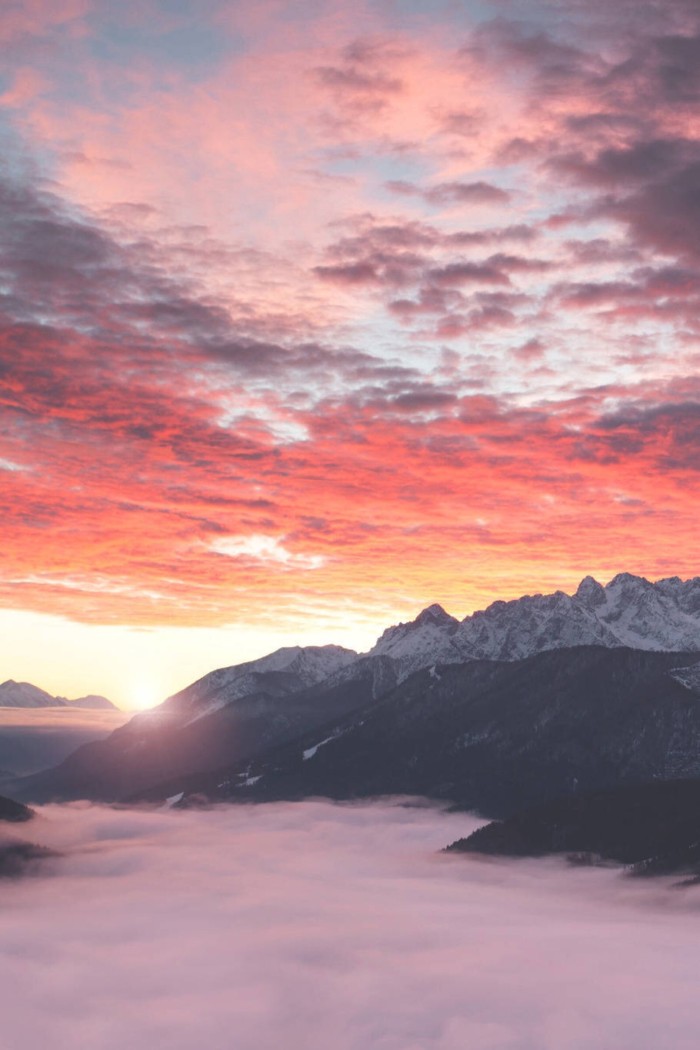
3, 800, 700, 1050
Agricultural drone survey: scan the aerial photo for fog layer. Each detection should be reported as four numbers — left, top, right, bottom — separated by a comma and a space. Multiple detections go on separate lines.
2, 800, 700, 1050
0, 708, 129, 775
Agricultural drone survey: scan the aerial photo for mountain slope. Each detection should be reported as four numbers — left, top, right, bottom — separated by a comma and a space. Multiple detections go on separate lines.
159, 645, 357, 723
0, 794, 33, 823
11, 645, 387, 803
189, 647, 700, 818
0, 794, 56, 878
0, 682, 58, 708
445, 778, 700, 879
63, 695, 116, 710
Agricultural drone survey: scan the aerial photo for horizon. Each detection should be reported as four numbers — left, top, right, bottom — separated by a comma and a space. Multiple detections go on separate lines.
2, 568, 698, 710
1, 0, 699, 708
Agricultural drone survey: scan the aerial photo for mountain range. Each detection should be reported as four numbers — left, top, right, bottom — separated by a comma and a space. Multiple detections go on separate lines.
370, 573, 700, 675
0, 681, 116, 710
135, 646, 700, 815
7, 574, 700, 833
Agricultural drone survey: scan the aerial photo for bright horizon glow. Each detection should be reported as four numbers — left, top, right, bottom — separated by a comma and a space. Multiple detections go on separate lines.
0, 0, 698, 700
128, 681, 162, 713
0, 607, 388, 711
0, 568, 686, 709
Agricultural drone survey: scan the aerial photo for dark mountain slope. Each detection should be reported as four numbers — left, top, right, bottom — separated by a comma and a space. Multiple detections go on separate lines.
446, 778, 700, 879
0, 794, 49, 877
12, 655, 397, 803
188, 647, 700, 818
0, 794, 33, 823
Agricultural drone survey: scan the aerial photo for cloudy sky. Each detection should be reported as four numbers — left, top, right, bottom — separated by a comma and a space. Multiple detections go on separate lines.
1, 0, 699, 706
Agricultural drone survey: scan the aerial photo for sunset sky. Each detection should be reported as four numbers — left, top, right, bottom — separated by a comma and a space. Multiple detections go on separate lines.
1, 0, 699, 708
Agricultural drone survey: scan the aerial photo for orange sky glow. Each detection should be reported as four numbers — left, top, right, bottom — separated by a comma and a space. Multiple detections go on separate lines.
1, 0, 699, 707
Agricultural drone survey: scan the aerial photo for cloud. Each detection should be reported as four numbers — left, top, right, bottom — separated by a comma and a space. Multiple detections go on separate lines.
211, 534, 327, 570
3, 800, 700, 1050
2, 0, 700, 636
312, 216, 548, 334
386, 180, 511, 206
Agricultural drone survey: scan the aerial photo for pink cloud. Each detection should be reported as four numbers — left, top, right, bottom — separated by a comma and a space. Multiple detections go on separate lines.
1, 0, 700, 637
3, 800, 700, 1050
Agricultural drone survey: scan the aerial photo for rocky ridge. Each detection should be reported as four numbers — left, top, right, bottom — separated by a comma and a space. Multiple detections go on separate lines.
369, 574, 700, 678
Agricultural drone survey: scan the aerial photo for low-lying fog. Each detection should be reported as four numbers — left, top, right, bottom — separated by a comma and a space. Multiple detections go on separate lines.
0, 708, 129, 776
3, 799, 700, 1050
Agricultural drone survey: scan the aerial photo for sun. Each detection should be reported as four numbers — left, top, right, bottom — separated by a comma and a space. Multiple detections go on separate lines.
129, 682, 161, 711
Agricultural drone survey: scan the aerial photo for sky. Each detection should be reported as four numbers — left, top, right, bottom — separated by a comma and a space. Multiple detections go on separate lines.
5, 799, 700, 1049
1, 0, 699, 707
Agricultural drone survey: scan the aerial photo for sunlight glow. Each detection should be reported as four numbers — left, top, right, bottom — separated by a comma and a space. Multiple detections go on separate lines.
129, 682, 161, 712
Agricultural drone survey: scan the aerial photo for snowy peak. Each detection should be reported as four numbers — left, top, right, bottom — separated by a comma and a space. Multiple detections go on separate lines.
368, 604, 464, 680
160, 644, 359, 722
373, 603, 457, 645
0, 680, 56, 708
368, 573, 700, 678
584, 575, 700, 651
457, 587, 620, 661
575, 575, 606, 605
414, 604, 458, 628
0, 681, 117, 709
266, 645, 359, 685
468, 573, 700, 657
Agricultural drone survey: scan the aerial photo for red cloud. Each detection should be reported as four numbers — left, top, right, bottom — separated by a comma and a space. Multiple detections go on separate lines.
2, 0, 700, 635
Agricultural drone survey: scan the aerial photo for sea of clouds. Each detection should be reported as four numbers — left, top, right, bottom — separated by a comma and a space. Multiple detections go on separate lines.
2, 798, 700, 1050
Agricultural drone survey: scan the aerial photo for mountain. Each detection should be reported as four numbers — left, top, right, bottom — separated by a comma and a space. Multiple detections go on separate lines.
0, 839, 56, 878
135, 647, 700, 817
10, 573, 700, 807
369, 604, 463, 679
445, 778, 700, 880
0, 682, 57, 708
0, 680, 117, 710
368, 574, 700, 678
61, 695, 116, 710
0, 793, 57, 878
157, 645, 357, 722
0, 793, 33, 823
10, 645, 381, 803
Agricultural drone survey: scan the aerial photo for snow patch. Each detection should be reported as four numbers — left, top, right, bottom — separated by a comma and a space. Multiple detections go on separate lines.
303, 732, 344, 760
670, 663, 700, 694
163, 792, 184, 808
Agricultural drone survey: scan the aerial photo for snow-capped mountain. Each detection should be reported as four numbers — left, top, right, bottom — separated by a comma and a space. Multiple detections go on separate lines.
0, 681, 117, 710
12, 645, 366, 802
170, 647, 700, 817
369, 604, 463, 679
158, 645, 358, 725
0, 682, 56, 708
11, 572, 700, 807
368, 573, 700, 678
